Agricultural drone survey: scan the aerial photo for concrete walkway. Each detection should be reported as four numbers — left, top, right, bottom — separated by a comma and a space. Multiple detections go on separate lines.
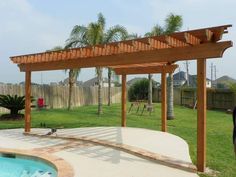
0, 127, 198, 177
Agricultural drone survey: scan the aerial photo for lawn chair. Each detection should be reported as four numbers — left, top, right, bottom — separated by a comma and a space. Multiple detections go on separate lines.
128, 101, 141, 113
37, 98, 47, 110
141, 103, 154, 116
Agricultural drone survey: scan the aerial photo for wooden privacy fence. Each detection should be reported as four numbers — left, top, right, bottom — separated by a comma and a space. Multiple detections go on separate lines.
153, 88, 182, 105
1, 84, 235, 112
0, 84, 121, 113
153, 88, 236, 110
180, 88, 235, 110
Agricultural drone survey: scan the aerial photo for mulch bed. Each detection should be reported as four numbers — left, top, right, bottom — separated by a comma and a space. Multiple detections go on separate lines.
0, 114, 24, 121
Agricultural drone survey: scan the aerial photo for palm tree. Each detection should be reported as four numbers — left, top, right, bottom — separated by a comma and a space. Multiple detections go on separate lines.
145, 25, 164, 106
165, 14, 183, 120
145, 13, 183, 119
65, 13, 128, 115
49, 46, 81, 110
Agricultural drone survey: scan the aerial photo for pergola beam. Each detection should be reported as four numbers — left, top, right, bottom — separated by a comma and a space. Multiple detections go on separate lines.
25, 71, 31, 132
113, 64, 178, 75
161, 71, 167, 132
165, 36, 189, 47
17, 41, 232, 72
197, 59, 207, 172
121, 74, 127, 127
184, 33, 201, 45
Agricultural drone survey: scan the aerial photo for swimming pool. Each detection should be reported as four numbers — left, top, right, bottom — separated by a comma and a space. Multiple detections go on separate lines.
0, 153, 57, 177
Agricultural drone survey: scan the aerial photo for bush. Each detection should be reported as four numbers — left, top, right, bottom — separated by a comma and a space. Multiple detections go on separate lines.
128, 78, 150, 101
0, 94, 34, 119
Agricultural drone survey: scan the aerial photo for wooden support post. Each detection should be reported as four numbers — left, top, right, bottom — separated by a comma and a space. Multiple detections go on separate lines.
161, 72, 167, 132
122, 74, 127, 127
25, 71, 31, 133
197, 59, 207, 172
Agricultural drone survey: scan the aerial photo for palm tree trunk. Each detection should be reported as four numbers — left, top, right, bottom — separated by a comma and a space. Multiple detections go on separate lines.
148, 74, 153, 105
97, 67, 103, 115
167, 73, 174, 119
68, 69, 77, 110
108, 68, 112, 106
68, 70, 73, 110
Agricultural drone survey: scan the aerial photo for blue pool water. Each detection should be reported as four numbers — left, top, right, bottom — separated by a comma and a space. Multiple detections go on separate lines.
0, 154, 57, 177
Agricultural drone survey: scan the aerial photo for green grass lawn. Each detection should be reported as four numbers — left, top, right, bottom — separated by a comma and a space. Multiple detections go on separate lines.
0, 103, 235, 177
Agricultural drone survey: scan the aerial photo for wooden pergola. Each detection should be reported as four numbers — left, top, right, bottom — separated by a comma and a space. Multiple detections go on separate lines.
10, 25, 232, 172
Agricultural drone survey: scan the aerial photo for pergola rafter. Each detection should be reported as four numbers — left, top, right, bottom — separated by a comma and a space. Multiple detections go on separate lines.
10, 24, 233, 173
11, 25, 231, 67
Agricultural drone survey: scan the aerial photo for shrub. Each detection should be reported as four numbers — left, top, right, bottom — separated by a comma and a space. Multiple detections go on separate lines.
0, 95, 34, 117
128, 78, 150, 101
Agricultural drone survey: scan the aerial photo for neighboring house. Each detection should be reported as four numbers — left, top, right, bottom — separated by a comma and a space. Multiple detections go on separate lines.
206, 79, 212, 88
83, 77, 115, 87
59, 78, 83, 86
173, 71, 188, 87
187, 75, 211, 88
212, 75, 236, 88
173, 71, 211, 88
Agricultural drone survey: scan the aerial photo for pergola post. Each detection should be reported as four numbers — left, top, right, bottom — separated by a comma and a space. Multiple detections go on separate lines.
161, 72, 167, 132
197, 59, 207, 172
25, 71, 31, 133
121, 74, 127, 127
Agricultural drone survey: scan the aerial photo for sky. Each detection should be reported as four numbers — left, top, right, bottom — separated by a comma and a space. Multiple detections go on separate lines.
0, 0, 235, 84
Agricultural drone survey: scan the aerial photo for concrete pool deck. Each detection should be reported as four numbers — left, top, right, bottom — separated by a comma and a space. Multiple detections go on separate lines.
0, 127, 199, 177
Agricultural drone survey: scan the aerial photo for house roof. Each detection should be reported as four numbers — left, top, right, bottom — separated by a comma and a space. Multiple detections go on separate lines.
214, 75, 236, 84
59, 78, 83, 85
83, 77, 114, 87
173, 71, 187, 81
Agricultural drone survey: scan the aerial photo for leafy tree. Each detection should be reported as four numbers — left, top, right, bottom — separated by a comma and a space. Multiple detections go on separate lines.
145, 13, 183, 119
65, 13, 128, 115
128, 78, 156, 102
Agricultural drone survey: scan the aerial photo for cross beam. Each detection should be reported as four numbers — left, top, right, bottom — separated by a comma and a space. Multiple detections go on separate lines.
113, 64, 178, 75
17, 41, 231, 72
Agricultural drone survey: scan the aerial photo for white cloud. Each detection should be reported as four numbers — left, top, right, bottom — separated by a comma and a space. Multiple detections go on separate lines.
0, 0, 68, 83
0, 0, 66, 54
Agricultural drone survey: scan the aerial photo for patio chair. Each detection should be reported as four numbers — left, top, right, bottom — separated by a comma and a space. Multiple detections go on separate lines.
37, 98, 47, 110
128, 101, 141, 113
141, 103, 154, 116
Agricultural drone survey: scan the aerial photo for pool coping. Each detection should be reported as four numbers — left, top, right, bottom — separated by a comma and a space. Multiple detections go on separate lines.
0, 147, 74, 177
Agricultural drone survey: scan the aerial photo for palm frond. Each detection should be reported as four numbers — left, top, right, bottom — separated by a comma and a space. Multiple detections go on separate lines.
0, 94, 34, 115
97, 13, 106, 31
164, 13, 183, 34
104, 25, 128, 43
65, 25, 88, 48
150, 24, 165, 36
46, 46, 64, 52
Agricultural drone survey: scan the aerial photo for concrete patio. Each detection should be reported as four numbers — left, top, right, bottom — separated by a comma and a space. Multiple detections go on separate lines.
0, 127, 198, 177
